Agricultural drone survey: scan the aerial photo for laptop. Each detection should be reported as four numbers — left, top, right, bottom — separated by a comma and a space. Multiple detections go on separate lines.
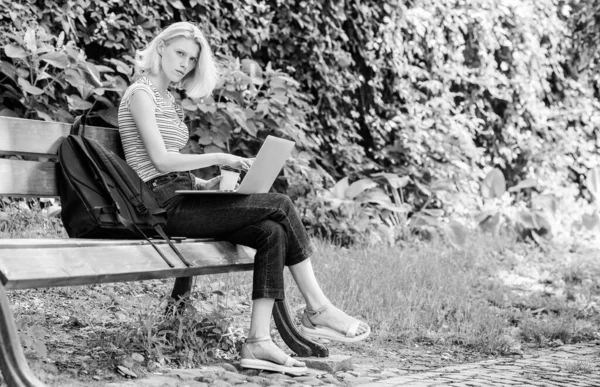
175, 135, 295, 195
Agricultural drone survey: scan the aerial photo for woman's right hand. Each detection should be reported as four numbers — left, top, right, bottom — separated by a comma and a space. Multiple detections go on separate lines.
222, 154, 255, 171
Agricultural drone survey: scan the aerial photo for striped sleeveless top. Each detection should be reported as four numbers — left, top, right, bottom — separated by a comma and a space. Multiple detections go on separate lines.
117, 77, 189, 182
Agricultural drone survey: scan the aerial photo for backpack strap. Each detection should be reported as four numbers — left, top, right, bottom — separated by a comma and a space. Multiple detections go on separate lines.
69, 136, 120, 210
86, 139, 149, 214
70, 115, 87, 136
117, 214, 177, 268
152, 225, 194, 267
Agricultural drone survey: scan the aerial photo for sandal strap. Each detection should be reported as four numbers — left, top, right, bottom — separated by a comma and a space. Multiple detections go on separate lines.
304, 304, 331, 318
283, 356, 297, 367
242, 338, 302, 368
246, 336, 271, 344
242, 336, 272, 360
346, 320, 361, 338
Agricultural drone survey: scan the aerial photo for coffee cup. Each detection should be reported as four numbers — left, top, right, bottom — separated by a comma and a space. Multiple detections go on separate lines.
219, 165, 241, 191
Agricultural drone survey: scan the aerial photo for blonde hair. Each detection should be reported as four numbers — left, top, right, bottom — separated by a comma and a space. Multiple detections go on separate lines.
135, 22, 218, 99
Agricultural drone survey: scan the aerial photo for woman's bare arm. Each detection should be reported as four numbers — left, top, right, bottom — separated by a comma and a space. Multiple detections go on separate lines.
129, 91, 251, 173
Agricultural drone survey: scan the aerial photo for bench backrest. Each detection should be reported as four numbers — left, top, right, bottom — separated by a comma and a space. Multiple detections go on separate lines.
0, 117, 122, 197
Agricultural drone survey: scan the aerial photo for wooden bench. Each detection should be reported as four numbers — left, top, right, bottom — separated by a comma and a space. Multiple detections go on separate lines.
0, 116, 327, 387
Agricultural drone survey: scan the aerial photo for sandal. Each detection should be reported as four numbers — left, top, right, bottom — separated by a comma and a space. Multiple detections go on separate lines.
240, 337, 308, 376
300, 304, 371, 343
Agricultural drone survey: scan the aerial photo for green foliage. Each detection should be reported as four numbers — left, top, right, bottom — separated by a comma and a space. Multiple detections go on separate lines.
1, 0, 599, 245
123, 297, 239, 367
569, 0, 600, 76
475, 168, 553, 242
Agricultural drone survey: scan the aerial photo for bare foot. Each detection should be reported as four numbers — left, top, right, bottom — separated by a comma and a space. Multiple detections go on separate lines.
242, 339, 306, 368
307, 304, 369, 337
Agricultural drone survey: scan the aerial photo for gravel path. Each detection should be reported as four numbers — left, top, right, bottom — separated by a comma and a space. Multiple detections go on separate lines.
43, 342, 598, 387
358, 342, 600, 386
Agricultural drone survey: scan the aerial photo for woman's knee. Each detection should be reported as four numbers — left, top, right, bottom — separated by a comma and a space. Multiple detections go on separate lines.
269, 193, 293, 212
252, 219, 287, 245
264, 219, 287, 240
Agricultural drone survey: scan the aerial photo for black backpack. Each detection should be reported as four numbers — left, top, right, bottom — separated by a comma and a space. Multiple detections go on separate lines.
57, 116, 192, 268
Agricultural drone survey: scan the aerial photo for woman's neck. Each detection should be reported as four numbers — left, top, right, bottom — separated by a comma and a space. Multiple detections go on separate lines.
148, 74, 170, 99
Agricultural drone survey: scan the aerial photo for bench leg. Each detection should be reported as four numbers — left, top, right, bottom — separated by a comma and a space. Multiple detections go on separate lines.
273, 300, 329, 357
0, 283, 46, 387
167, 276, 194, 315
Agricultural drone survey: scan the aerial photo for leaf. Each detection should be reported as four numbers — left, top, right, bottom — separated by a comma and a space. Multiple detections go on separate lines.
169, 0, 185, 9
4, 44, 28, 58
46, 206, 62, 218
447, 220, 467, 248
372, 172, 411, 189
82, 62, 103, 87
98, 108, 118, 126
270, 93, 289, 105
66, 94, 93, 110
475, 210, 495, 224
508, 178, 538, 192
116, 365, 137, 378
322, 194, 345, 210
430, 179, 455, 192
479, 212, 501, 233
586, 167, 600, 200
24, 28, 37, 53
260, 117, 279, 129
414, 180, 431, 196
361, 189, 392, 204
532, 194, 557, 213
39, 52, 69, 68
377, 224, 395, 246
64, 68, 87, 88
421, 208, 444, 217
18, 77, 44, 95
581, 212, 599, 230
481, 168, 506, 198
518, 211, 537, 229
108, 58, 132, 75
131, 353, 145, 363
346, 178, 377, 199
241, 58, 263, 84
0, 108, 19, 117
204, 145, 222, 153
331, 177, 349, 199
370, 201, 412, 213
361, 189, 411, 212
0, 60, 18, 81
181, 98, 197, 111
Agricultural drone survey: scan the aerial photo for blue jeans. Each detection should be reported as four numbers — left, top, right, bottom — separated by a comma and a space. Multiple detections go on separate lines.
147, 171, 315, 300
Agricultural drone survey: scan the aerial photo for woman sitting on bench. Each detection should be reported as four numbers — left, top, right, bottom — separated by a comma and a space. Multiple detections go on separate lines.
117, 21, 370, 375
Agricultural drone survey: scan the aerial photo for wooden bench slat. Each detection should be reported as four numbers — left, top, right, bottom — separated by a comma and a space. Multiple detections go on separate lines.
0, 117, 123, 157
0, 239, 256, 290
0, 159, 57, 197
0, 238, 217, 248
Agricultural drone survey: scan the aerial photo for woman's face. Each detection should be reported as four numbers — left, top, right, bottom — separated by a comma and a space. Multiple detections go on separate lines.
159, 37, 200, 83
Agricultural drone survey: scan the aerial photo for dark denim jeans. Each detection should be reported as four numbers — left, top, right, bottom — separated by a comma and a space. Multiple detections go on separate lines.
146, 171, 315, 300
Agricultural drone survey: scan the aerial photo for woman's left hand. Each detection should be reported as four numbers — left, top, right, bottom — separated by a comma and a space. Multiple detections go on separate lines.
195, 176, 221, 190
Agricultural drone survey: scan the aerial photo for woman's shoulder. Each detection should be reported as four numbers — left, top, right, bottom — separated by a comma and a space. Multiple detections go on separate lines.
123, 77, 158, 104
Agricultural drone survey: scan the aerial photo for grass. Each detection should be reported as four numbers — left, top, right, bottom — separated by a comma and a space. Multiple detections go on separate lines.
284, 237, 599, 354
1, 204, 600, 382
